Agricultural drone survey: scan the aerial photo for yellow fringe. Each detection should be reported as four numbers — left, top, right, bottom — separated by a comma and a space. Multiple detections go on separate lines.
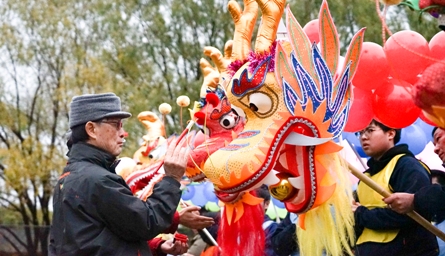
297, 152, 355, 256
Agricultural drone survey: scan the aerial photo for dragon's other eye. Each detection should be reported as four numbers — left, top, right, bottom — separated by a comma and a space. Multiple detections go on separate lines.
249, 92, 273, 114
202, 126, 210, 136
219, 112, 238, 129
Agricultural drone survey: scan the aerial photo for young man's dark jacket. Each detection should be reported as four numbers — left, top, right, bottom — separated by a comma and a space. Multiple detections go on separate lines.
270, 212, 299, 256
49, 142, 181, 256
354, 144, 439, 256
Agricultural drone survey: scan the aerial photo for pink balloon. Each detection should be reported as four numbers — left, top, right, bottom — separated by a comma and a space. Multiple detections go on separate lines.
384, 31, 430, 83
303, 19, 319, 44
372, 78, 420, 128
353, 42, 390, 91
429, 31, 445, 62
344, 85, 374, 132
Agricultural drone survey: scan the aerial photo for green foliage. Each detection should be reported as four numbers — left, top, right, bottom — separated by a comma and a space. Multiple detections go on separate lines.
0, 208, 23, 225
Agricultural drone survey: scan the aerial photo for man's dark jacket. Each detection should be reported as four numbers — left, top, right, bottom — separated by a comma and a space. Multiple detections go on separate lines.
354, 144, 438, 256
49, 142, 181, 256
415, 177, 445, 221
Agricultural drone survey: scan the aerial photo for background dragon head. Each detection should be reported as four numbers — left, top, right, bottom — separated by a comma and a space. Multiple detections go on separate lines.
186, 47, 246, 181
133, 111, 167, 165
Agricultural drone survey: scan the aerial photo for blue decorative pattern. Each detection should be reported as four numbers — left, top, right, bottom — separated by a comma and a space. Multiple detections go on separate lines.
283, 44, 352, 138
283, 80, 298, 115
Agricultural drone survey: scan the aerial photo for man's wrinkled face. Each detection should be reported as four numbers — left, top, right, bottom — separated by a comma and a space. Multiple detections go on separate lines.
433, 128, 445, 163
93, 118, 126, 157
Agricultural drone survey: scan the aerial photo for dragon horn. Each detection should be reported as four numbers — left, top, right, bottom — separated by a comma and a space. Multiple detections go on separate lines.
255, 0, 286, 53
229, 0, 258, 60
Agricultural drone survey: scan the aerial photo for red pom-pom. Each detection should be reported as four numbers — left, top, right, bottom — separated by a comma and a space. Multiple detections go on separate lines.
194, 112, 206, 125
174, 232, 188, 243
206, 93, 220, 107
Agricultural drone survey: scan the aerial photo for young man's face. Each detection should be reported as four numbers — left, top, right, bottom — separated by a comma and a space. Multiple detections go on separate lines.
358, 124, 394, 160
433, 128, 445, 163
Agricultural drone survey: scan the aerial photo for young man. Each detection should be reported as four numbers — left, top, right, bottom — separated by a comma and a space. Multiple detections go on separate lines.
352, 120, 438, 256
384, 127, 445, 219
49, 93, 189, 256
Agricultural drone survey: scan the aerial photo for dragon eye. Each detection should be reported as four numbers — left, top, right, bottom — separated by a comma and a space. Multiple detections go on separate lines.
231, 105, 246, 119
202, 126, 210, 136
249, 92, 272, 114
219, 113, 238, 129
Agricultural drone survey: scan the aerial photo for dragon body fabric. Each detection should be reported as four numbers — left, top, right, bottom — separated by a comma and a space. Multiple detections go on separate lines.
197, 0, 365, 255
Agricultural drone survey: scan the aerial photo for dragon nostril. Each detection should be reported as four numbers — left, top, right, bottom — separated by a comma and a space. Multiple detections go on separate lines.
249, 103, 258, 112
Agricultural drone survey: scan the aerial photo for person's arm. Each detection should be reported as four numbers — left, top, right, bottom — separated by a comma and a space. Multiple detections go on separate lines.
354, 205, 413, 230
157, 205, 215, 235
383, 193, 415, 214
148, 237, 189, 256
163, 211, 180, 234
94, 175, 182, 241
93, 139, 189, 241
148, 238, 167, 256
178, 205, 215, 230
414, 184, 445, 217
355, 157, 431, 230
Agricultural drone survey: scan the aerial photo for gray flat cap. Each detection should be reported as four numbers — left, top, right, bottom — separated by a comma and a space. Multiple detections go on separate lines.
69, 93, 132, 128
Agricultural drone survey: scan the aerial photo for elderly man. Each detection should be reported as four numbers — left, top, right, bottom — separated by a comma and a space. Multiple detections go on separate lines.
49, 93, 189, 256
384, 127, 445, 217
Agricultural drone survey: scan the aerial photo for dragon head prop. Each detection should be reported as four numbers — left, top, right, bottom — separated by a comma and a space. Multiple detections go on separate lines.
199, 0, 364, 255
186, 51, 246, 181
117, 111, 169, 201
204, 0, 364, 213
133, 111, 167, 165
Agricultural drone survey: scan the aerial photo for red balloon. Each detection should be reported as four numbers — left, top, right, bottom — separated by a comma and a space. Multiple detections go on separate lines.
404, 74, 421, 85
303, 19, 319, 44
344, 86, 374, 132
353, 42, 390, 91
429, 31, 445, 62
372, 78, 420, 128
384, 31, 430, 83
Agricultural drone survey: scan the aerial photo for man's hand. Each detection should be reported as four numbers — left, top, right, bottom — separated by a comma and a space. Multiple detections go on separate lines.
164, 138, 189, 182
160, 238, 188, 255
352, 199, 361, 212
383, 193, 415, 214
179, 205, 215, 230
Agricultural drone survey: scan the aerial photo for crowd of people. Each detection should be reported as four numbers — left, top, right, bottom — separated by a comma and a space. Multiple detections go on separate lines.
48, 92, 445, 256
